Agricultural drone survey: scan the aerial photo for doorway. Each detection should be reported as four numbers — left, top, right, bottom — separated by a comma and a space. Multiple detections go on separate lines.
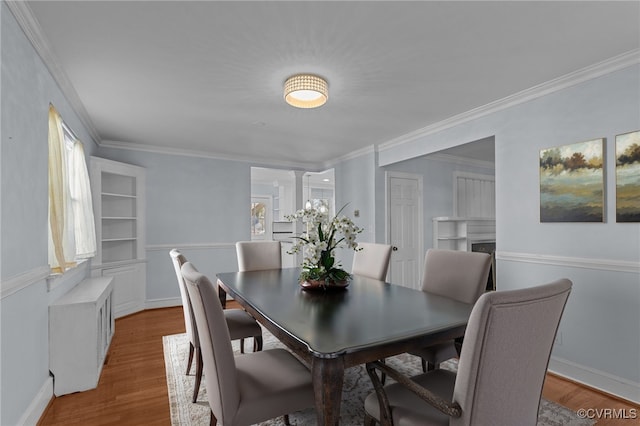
250, 196, 272, 240
386, 171, 423, 289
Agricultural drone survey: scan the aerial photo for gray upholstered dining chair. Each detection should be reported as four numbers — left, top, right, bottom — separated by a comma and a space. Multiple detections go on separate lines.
352, 242, 393, 281
181, 261, 315, 426
236, 240, 282, 271
364, 278, 572, 426
169, 249, 263, 403
411, 249, 492, 371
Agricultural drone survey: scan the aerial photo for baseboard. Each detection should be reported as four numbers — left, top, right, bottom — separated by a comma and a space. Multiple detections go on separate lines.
145, 297, 182, 310
548, 356, 640, 404
19, 376, 53, 426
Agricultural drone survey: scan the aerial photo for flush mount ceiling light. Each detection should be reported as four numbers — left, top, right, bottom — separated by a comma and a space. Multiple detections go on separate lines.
284, 74, 328, 109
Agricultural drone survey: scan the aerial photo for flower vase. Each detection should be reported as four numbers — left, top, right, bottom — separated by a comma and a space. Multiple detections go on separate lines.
300, 278, 349, 291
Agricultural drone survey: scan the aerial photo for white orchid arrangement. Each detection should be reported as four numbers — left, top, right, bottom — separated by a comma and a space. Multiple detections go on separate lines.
286, 205, 363, 283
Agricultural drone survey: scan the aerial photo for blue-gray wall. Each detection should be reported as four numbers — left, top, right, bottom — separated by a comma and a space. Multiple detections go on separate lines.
2, 2, 639, 423
379, 64, 640, 400
96, 147, 252, 305
1, 3, 98, 424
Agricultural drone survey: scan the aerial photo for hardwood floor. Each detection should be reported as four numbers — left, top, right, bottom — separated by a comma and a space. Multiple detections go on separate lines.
38, 305, 639, 425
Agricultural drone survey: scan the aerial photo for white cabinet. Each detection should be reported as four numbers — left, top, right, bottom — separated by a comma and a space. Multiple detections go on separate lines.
49, 277, 114, 396
90, 157, 146, 318
433, 217, 495, 251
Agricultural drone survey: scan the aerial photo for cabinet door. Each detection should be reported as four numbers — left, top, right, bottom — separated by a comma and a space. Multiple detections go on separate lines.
101, 264, 145, 318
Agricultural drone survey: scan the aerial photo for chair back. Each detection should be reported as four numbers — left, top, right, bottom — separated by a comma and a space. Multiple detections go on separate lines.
181, 262, 240, 423
169, 249, 198, 347
352, 242, 392, 281
236, 241, 282, 271
421, 249, 491, 304
451, 279, 572, 426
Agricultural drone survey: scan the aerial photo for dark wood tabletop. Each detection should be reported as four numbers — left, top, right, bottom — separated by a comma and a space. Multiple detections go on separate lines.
216, 267, 473, 426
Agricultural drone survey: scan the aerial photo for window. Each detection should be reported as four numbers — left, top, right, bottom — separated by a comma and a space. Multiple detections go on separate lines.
48, 105, 96, 273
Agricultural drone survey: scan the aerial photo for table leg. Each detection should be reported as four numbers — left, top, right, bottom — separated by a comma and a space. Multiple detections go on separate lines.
216, 280, 227, 308
311, 357, 344, 426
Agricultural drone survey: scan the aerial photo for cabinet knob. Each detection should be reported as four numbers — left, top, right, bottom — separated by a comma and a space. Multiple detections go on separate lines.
392, 246, 398, 251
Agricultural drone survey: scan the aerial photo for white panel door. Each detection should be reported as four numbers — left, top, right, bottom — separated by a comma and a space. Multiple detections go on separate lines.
387, 172, 423, 289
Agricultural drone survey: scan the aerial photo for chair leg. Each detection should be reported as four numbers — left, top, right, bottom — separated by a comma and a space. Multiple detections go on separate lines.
254, 335, 263, 352
240, 338, 245, 354
186, 342, 195, 375
364, 412, 379, 426
421, 358, 436, 372
283, 414, 291, 425
454, 336, 464, 356
193, 348, 203, 403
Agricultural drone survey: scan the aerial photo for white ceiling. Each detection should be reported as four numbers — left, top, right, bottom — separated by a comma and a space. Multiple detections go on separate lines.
21, 1, 640, 168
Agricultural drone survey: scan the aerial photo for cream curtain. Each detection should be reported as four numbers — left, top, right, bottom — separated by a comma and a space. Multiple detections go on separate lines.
48, 105, 69, 273
49, 105, 96, 272
69, 141, 96, 259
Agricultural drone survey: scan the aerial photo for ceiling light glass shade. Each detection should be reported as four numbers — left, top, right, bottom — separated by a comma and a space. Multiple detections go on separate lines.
284, 74, 328, 108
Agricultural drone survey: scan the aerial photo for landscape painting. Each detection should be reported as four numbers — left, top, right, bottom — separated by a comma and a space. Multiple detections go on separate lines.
616, 130, 640, 222
540, 139, 604, 222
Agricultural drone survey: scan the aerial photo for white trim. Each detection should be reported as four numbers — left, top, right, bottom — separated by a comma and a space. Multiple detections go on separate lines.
100, 139, 321, 170
548, 356, 640, 404
146, 242, 236, 252
46, 259, 89, 292
379, 49, 640, 156
6, 1, 101, 147
385, 171, 424, 289
323, 145, 376, 168
0, 266, 50, 299
17, 376, 53, 426
145, 297, 182, 310
497, 251, 640, 274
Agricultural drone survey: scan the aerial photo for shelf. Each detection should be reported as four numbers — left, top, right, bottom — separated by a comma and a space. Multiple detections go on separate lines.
433, 217, 495, 252
102, 192, 137, 199
102, 217, 137, 220
102, 237, 137, 242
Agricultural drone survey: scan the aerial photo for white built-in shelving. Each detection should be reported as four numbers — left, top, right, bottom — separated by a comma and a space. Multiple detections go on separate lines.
90, 157, 146, 318
433, 217, 496, 251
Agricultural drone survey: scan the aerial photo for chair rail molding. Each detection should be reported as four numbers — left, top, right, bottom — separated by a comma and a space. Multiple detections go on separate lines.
0, 265, 51, 299
146, 242, 236, 251
496, 251, 640, 274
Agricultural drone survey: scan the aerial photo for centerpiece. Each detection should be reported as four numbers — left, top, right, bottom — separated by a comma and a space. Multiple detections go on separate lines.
286, 204, 363, 290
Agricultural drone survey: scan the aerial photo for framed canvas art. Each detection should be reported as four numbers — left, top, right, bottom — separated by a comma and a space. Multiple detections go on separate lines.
616, 130, 640, 222
540, 138, 604, 222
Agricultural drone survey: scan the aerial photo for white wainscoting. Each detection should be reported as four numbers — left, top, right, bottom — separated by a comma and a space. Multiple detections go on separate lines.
496, 250, 640, 404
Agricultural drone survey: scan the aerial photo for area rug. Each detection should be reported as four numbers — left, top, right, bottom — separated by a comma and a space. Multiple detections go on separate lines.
164, 330, 594, 425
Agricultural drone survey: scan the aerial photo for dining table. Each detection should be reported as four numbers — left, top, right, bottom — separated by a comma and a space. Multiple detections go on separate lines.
216, 267, 474, 426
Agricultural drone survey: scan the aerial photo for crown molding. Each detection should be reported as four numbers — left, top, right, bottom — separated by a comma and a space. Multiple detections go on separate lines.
379, 49, 640, 154
324, 144, 376, 169
100, 139, 321, 169
6, 1, 102, 146
9, 0, 637, 168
